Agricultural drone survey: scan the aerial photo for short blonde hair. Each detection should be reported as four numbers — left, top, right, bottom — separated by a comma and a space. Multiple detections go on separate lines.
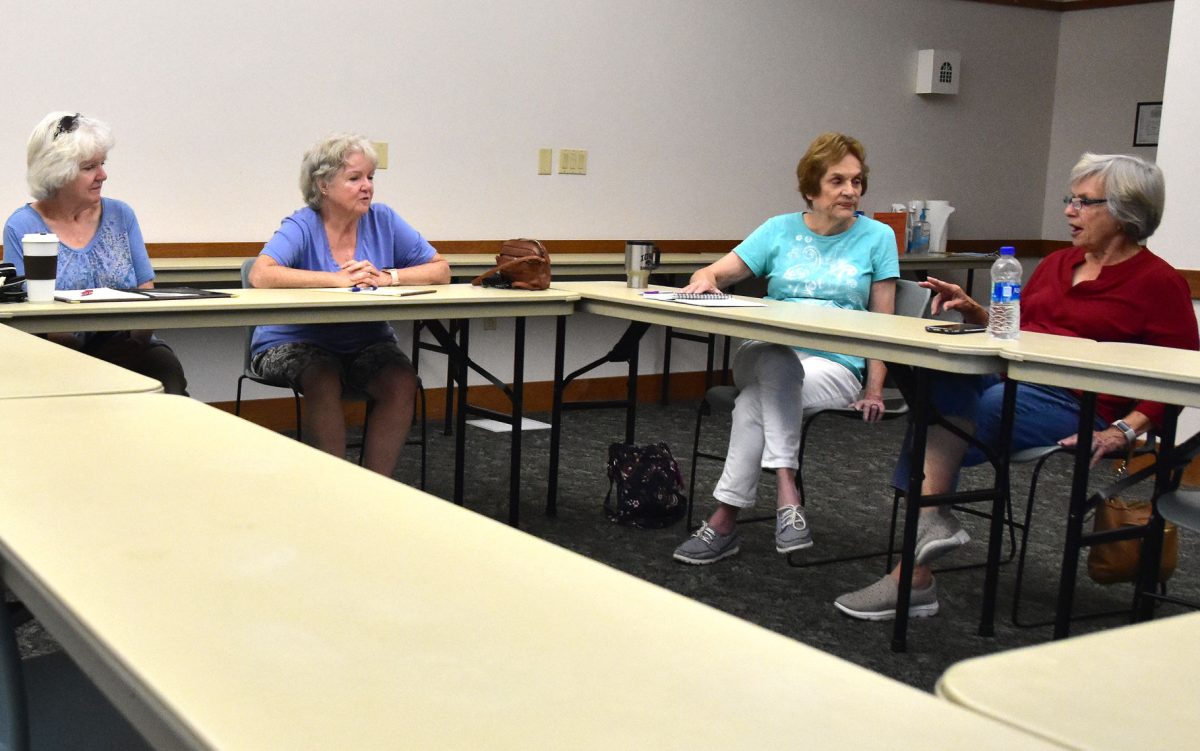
26, 112, 115, 200
796, 132, 868, 208
300, 133, 378, 210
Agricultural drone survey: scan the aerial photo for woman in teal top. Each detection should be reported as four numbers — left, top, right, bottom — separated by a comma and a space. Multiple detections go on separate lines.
673, 132, 899, 565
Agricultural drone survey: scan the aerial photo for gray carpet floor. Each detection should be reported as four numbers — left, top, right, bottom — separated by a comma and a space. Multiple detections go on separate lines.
16, 399, 1197, 698
389, 400, 1199, 693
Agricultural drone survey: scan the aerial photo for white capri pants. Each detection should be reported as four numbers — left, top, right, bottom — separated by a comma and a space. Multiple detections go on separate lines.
712, 340, 861, 509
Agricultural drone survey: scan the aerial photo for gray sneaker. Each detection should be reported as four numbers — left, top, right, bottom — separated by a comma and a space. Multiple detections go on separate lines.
673, 522, 740, 565
776, 505, 813, 553
914, 510, 970, 565
833, 575, 939, 621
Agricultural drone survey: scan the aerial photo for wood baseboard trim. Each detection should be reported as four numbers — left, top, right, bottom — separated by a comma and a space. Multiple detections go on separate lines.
144, 240, 740, 259
957, 0, 1169, 10
208, 370, 724, 431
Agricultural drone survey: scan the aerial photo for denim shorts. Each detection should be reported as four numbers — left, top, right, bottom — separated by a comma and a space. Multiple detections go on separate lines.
251, 340, 412, 394
892, 373, 1106, 491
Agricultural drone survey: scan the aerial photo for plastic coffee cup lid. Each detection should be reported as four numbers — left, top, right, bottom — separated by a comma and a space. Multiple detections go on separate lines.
22, 232, 59, 243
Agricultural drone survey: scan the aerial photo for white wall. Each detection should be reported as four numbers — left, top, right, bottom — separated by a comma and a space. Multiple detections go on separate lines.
0, 1, 1177, 402
2, 0, 1062, 242
1040, 3, 1174, 239
1150, 0, 1200, 437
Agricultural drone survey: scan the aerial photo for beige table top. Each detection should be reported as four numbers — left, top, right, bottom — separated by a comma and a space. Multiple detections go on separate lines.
0, 394, 1054, 750
0, 324, 162, 399
0, 284, 578, 334
938, 611, 1200, 749
1001, 331, 1200, 409
152, 251, 994, 284
559, 280, 1006, 374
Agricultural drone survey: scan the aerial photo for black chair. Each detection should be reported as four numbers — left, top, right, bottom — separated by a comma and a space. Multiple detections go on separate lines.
232, 259, 427, 486
1009, 437, 1159, 627
686, 279, 931, 565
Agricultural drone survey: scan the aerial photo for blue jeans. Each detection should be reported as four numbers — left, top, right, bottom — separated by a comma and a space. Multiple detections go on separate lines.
892, 373, 1107, 492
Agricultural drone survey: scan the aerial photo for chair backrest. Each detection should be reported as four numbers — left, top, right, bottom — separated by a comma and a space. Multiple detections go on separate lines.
894, 278, 932, 319
241, 258, 256, 373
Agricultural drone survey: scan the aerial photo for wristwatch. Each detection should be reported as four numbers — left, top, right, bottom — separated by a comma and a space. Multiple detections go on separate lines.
388, 268, 399, 286
1112, 419, 1137, 444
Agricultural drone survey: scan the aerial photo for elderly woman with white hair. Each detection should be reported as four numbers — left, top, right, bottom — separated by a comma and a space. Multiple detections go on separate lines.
2, 111, 188, 394
249, 133, 449, 476
835, 152, 1199, 622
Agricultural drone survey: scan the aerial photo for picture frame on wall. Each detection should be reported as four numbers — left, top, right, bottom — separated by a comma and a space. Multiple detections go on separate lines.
1133, 101, 1162, 147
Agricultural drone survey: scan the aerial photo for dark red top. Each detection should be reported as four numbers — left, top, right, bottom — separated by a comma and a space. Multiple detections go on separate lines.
1021, 245, 1199, 426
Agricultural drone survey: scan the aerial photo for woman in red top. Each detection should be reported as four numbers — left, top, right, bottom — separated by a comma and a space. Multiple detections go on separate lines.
835, 153, 1199, 621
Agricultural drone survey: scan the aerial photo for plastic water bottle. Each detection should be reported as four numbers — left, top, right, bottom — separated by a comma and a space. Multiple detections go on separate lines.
987, 246, 1021, 340
909, 209, 930, 255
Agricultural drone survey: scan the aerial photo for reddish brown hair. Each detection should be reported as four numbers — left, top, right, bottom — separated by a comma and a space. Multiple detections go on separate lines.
796, 132, 868, 208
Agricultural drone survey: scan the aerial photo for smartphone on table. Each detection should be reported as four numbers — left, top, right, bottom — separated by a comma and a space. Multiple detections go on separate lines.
925, 322, 988, 335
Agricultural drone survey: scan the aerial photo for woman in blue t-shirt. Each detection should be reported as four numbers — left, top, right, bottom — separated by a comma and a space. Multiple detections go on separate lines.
673, 132, 899, 565
249, 134, 450, 476
2, 112, 188, 395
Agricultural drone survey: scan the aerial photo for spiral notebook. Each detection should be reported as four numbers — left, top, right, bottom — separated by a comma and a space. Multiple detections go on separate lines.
641, 291, 766, 308
54, 287, 234, 303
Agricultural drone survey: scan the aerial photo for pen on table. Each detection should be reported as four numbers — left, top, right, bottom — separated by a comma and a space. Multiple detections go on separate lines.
349, 285, 377, 292
401, 289, 437, 297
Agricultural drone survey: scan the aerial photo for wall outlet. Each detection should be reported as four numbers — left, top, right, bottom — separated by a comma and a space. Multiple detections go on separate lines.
559, 148, 587, 175
483, 317, 497, 331
372, 141, 389, 169
538, 148, 553, 175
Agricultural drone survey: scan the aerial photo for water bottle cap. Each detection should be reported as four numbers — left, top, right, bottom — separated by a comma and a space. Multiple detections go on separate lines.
999, 246, 1016, 256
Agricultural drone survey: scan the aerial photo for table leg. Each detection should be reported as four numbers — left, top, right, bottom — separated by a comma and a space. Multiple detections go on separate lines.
547, 316, 567, 516
453, 322, 471, 506
979, 378, 1017, 637
508, 318, 526, 526
1054, 391, 1097, 639
0, 600, 29, 751
893, 367, 930, 653
1135, 406, 1179, 621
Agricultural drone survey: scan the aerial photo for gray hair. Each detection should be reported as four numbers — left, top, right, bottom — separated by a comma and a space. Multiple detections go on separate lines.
25, 112, 115, 200
1070, 153, 1165, 242
299, 133, 378, 210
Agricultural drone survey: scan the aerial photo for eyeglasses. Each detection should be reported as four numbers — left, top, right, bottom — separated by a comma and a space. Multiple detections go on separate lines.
52, 113, 81, 140
1063, 195, 1108, 211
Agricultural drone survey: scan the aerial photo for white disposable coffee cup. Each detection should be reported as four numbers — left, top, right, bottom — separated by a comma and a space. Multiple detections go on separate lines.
22, 233, 59, 303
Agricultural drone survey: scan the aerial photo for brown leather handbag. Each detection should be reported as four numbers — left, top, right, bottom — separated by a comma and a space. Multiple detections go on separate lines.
1086, 455, 1179, 585
470, 239, 551, 291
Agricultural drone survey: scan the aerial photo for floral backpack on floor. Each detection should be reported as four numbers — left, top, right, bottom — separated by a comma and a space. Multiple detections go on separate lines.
604, 442, 687, 528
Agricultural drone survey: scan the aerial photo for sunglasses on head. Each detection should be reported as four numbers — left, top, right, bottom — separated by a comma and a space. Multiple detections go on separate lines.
53, 113, 81, 140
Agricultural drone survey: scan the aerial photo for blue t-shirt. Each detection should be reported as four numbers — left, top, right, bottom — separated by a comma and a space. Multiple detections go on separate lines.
734, 212, 899, 379
3, 198, 154, 289
250, 204, 438, 356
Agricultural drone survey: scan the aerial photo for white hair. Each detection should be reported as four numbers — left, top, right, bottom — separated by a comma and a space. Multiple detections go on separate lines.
1070, 152, 1165, 242
26, 112, 115, 200
299, 133, 378, 210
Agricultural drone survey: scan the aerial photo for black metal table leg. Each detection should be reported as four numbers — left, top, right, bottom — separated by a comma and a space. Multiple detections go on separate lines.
0, 596, 28, 751
547, 316, 567, 516
1134, 406, 1179, 622
1054, 391, 1097, 639
453, 322, 471, 506
893, 367, 930, 653
979, 378, 1017, 637
508, 318, 526, 526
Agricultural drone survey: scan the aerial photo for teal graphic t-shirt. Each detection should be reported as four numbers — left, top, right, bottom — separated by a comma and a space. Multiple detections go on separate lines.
734, 212, 899, 379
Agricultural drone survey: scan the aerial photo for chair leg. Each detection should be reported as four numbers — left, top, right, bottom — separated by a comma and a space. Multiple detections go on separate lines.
1010, 455, 1049, 627
292, 390, 303, 442
417, 381, 428, 490
357, 401, 372, 467
687, 401, 709, 530
235, 375, 246, 417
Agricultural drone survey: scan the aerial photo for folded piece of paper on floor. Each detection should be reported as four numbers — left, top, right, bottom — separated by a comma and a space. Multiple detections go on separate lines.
466, 417, 552, 433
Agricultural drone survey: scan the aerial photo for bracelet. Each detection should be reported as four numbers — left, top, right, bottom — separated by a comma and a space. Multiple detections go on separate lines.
1112, 419, 1137, 444
388, 268, 399, 286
